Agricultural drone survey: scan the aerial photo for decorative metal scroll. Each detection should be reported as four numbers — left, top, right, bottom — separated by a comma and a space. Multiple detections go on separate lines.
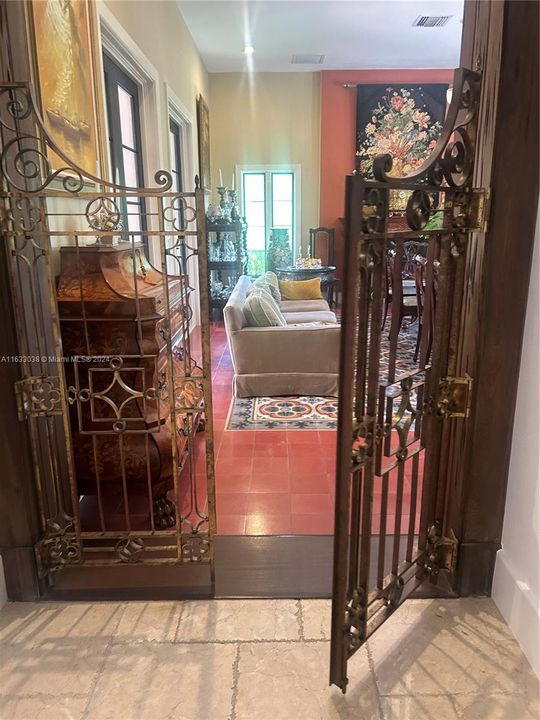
0, 82, 216, 576
330, 68, 482, 691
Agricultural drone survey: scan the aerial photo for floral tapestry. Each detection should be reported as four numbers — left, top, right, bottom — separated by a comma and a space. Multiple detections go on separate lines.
356, 84, 448, 178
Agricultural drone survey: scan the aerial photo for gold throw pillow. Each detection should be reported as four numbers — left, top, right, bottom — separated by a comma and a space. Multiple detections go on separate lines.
278, 277, 323, 300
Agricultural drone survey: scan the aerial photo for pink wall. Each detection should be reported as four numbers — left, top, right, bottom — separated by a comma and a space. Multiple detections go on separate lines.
319, 69, 454, 278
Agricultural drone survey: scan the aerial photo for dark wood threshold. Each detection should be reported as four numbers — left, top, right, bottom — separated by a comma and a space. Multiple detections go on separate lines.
40, 534, 447, 601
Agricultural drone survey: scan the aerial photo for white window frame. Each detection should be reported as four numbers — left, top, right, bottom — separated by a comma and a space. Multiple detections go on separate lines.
166, 85, 195, 194
236, 163, 302, 260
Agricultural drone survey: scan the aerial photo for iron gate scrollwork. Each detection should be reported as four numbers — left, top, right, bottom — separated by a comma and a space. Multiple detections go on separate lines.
0, 82, 217, 579
330, 68, 484, 691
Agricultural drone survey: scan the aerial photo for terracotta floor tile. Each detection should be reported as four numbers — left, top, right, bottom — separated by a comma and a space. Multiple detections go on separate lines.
245, 514, 292, 535
216, 492, 249, 515
289, 473, 330, 495
246, 492, 291, 516
289, 454, 328, 477
291, 493, 333, 515
286, 430, 322, 445
252, 456, 289, 476
252, 443, 288, 458
218, 442, 254, 459
215, 474, 251, 494
287, 443, 323, 458
291, 513, 334, 534
250, 473, 290, 493
216, 457, 253, 479
221, 430, 256, 444
217, 514, 246, 534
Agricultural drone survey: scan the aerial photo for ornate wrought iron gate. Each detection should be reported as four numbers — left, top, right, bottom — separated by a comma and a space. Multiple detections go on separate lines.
0, 82, 217, 583
330, 68, 486, 690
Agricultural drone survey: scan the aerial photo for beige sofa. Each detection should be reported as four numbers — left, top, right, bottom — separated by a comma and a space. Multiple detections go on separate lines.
223, 275, 340, 398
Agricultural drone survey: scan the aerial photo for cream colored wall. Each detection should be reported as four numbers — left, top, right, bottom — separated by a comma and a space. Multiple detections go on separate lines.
209, 72, 321, 252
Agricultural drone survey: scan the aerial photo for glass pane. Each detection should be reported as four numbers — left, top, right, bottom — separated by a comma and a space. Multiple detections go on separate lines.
243, 173, 265, 202
118, 86, 135, 149
126, 202, 142, 232
245, 200, 265, 228
272, 200, 293, 228
169, 130, 178, 175
246, 226, 266, 251
272, 173, 293, 201
123, 148, 139, 187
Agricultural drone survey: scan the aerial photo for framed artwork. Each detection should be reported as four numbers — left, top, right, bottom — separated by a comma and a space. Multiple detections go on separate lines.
29, 0, 105, 176
196, 94, 211, 191
356, 83, 448, 179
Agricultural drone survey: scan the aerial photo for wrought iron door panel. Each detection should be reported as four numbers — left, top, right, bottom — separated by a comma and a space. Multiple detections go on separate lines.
0, 82, 217, 579
330, 68, 484, 691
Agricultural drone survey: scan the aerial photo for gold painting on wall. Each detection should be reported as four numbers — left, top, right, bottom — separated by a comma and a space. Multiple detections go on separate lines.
30, 0, 103, 175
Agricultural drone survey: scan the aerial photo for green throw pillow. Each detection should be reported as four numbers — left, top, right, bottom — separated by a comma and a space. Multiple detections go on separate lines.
243, 289, 286, 327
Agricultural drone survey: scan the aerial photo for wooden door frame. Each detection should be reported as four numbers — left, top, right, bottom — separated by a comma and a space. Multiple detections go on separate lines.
0, 0, 538, 601
444, 0, 539, 595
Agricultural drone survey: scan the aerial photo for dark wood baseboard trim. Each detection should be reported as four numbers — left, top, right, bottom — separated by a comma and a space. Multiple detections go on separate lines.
1, 547, 40, 601
454, 541, 500, 596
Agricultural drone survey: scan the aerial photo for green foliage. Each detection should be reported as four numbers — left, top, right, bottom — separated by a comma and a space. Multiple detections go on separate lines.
247, 250, 265, 277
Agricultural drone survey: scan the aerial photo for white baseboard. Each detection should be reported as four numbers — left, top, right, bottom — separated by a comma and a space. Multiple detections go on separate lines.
492, 548, 540, 679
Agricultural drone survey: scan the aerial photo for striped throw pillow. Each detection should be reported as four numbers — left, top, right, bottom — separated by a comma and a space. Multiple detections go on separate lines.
243, 289, 287, 327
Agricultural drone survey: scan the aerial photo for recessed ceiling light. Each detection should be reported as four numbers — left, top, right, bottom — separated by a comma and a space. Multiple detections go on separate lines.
244, 46, 255, 55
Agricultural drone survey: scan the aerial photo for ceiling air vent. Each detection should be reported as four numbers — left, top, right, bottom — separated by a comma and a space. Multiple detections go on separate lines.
291, 54, 325, 65
413, 15, 452, 27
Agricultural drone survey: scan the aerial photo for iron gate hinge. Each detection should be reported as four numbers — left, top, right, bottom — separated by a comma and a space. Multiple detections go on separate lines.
436, 374, 473, 418
15, 376, 63, 421
424, 521, 459, 576
457, 188, 490, 232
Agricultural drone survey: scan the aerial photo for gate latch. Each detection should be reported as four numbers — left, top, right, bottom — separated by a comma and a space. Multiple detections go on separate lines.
424, 521, 459, 576
436, 375, 473, 418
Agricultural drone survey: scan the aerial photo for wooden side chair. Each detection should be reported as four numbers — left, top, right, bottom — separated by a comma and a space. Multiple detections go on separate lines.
413, 258, 439, 363
309, 226, 338, 306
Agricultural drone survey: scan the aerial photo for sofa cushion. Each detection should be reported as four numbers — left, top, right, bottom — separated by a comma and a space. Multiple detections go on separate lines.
280, 299, 330, 313
279, 277, 322, 300
223, 275, 253, 332
283, 310, 338, 324
252, 271, 281, 302
244, 289, 287, 327
264, 271, 281, 302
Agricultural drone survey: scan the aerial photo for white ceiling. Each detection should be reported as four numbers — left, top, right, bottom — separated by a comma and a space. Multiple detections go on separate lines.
177, 1, 464, 73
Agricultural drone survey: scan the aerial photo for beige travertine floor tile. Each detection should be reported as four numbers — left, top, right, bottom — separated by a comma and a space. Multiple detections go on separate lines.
235, 641, 382, 720
369, 598, 539, 699
456, 692, 540, 720
175, 599, 300, 641
0, 694, 88, 720
0, 602, 122, 647
0, 639, 109, 697
383, 692, 540, 720
380, 694, 461, 720
114, 601, 182, 643
301, 599, 331, 640
85, 641, 236, 720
